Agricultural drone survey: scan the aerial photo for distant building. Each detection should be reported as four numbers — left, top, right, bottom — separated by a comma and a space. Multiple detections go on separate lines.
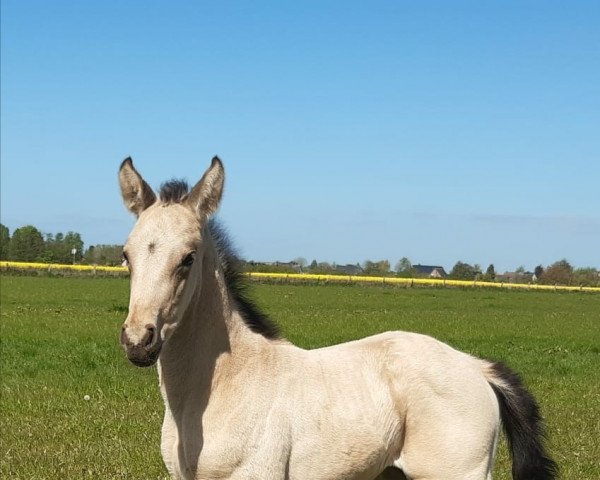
495, 271, 534, 284
244, 260, 302, 273
412, 264, 448, 278
272, 261, 303, 272
335, 264, 364, 276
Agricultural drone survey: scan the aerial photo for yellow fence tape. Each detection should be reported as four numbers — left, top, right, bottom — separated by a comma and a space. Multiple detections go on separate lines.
245, 272, 600, 292
2, 261, 598, 292
1, 261, 126, 273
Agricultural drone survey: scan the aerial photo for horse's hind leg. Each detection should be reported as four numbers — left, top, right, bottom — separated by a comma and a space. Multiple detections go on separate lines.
373, 464, 491, 480
374, 467, 408, 480
396, 455, 494, 480
394, 420, 498, 480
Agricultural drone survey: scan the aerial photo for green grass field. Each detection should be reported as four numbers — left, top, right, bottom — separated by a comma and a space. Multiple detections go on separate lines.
1, 275, 599, 479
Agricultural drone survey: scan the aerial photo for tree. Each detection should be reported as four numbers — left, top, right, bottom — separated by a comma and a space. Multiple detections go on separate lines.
42, 231, 85, 263
395, 257, 413, 277
572, 267, 599, 287
293, 257, 308, 269
83, 244, 124, 265
64, 232, 84, 263
309, 259, 318, 271
84, 245, 96, 263
9, 225, 45, 261
484, 264, 496, 281
362, 260, 391, 276
540, 259, 573, 285
449, 261, 479, 280
315, 262, 334, 274
43, 232, 64, 262
534, 265, 544, 281
0, 224, 9, 260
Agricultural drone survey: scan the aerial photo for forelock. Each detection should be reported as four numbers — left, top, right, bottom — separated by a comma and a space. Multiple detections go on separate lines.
159, 180, 189, 204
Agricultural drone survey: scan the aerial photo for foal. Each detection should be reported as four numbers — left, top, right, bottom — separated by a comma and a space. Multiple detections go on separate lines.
118, 157, 557, 480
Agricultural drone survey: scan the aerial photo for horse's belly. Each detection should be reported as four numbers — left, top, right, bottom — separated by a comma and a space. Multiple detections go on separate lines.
286, 419, 394, 480
194, 435, 289, 480
189, 406, 393, 480
274, 341, 404, 478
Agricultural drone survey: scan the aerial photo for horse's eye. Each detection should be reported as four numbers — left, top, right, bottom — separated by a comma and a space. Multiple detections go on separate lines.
121, 251, 129, 267
181, 252, 195, 267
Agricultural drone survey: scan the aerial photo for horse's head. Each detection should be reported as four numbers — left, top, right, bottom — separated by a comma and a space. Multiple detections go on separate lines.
118, 157, 224, 367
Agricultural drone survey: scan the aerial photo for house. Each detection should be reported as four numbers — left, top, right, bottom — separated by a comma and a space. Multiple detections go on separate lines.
244, 260, 302, 273
495, 271, 533, 284
335, 264, 364, 276
412, 264, 448, 278
272, 261, 303, 273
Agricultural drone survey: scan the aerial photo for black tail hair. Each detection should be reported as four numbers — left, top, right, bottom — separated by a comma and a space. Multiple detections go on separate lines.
487, 361, 558, 480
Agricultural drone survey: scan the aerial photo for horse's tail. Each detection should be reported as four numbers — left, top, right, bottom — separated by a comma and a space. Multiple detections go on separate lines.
482, 360, 558, 480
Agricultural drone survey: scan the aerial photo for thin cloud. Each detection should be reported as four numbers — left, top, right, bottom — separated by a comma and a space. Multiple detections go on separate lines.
469, 213, 600, 232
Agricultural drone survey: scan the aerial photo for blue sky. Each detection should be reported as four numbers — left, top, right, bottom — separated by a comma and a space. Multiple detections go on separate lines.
2, 1, 599, 272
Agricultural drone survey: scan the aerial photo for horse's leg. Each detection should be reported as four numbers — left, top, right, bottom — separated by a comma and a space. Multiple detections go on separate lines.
392, 409, 499, 480
374, 466, 408, 480
396, 449, 495, 480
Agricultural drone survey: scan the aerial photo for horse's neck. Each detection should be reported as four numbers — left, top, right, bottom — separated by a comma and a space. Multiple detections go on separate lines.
157, 236, 262, 410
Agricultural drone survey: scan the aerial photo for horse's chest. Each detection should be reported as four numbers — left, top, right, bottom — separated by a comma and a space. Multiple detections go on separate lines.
162, 407, 289, 479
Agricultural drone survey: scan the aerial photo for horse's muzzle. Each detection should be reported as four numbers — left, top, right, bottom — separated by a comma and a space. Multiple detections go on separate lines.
120, 324, 162, 367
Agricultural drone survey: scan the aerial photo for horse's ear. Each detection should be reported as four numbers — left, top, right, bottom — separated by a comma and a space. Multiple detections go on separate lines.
187, 156, 225, 221
119, 157, 156, 216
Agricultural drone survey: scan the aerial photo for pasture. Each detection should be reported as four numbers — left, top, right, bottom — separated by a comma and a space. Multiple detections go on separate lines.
1, 275, 598, 479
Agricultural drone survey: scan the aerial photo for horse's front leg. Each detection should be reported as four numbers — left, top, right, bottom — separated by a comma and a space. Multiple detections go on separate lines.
160, 408, 180, 478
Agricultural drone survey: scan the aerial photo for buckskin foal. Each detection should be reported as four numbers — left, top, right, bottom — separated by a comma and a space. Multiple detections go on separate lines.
118, 157, 557, 480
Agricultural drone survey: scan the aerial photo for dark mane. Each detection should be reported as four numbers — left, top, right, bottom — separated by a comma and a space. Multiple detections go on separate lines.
159, 179, 190, 203
209, 219, 281, 340
157, 180, 279, 339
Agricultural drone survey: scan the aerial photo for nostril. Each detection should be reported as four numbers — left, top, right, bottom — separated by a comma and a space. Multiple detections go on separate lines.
120, 326, 129, 346
143, 325, 156, 349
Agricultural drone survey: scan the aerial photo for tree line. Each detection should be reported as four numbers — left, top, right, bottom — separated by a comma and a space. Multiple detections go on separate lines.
244, 256, 598, 287
0, 224, 122, 266
440, 259, 598, 287
1, 223, 597, 286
